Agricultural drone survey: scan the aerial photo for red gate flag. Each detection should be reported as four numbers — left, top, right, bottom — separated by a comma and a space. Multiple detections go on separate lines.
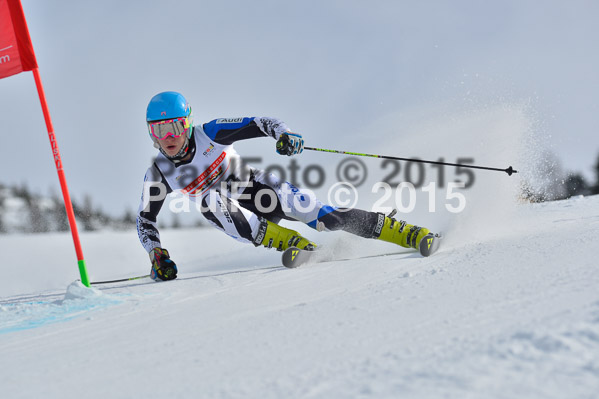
0, 0, 37, 79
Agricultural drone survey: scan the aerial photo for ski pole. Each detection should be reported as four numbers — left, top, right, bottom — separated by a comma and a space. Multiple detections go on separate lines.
303, 146, 518, 176
90, 275, 150, 285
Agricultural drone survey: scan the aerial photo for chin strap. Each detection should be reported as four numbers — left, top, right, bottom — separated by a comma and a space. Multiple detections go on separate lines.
155, 135, 195, 162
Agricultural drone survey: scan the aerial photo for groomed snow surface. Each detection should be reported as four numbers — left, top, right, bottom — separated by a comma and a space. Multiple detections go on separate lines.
1, 194, 599, 398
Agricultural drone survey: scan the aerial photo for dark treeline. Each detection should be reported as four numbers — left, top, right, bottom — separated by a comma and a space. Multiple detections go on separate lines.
520, 152, 599, 203
0, 183, 135, 234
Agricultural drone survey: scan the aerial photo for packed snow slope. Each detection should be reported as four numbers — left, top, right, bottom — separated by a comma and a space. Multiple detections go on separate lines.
1, 192, 598, 398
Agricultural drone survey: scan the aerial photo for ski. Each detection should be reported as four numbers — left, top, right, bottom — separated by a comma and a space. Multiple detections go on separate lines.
281, 247, 416, 268
281, 247, 319, 268
418, 233, 442, 257
282, 234, 442, 268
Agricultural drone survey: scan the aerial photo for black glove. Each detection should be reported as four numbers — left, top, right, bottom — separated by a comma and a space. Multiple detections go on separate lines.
149, 248, 178, 281
276, 132, 304, 156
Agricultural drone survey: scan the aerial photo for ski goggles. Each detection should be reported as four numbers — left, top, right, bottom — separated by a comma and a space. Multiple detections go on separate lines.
148, 116, 191, 140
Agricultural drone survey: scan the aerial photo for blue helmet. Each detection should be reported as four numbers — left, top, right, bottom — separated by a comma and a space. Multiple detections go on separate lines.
146, 91, 193, 140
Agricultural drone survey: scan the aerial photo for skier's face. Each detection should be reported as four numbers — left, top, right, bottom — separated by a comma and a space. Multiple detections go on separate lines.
158, 134, 187, 157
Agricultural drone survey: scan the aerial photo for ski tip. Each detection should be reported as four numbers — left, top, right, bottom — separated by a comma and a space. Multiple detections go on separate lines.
419, 233, 441, 257
282, 246, 316, 268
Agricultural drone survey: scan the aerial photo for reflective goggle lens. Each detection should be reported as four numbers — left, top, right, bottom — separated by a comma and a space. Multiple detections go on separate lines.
148, 117, 190, 140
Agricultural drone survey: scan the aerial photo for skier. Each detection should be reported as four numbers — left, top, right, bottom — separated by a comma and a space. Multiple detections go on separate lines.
138, 91, 439, 281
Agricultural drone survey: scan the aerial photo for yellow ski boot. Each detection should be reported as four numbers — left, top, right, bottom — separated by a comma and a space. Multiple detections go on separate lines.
375, 210, 440, 257
253, 218, 317, 252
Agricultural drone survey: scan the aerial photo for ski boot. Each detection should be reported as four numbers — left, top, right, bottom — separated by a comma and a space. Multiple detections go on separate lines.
253, 218, 317, 251
375, 210, 440, 257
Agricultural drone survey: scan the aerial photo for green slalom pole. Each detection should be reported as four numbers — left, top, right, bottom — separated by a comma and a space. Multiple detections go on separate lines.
78, 260, 90, 287
303, 146, 518, 176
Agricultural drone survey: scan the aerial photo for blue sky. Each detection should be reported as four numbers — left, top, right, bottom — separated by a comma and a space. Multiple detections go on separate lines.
1, 0, 598, 217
